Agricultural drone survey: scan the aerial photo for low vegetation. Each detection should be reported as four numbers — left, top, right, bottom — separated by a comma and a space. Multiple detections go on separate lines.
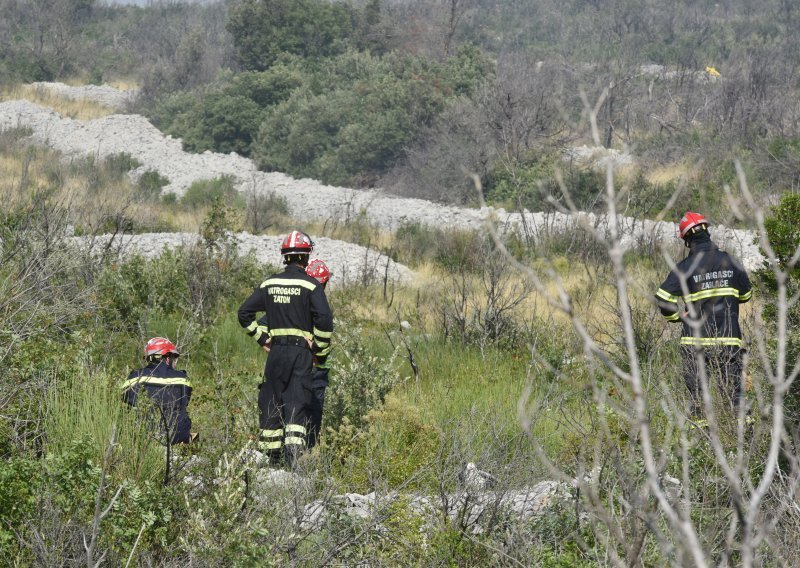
1, 130, 799, 564
2, 0, 800, 564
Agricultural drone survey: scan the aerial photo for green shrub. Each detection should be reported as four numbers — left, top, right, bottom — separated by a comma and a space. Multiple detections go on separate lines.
96, 245, 265, 330
330, 395, 438, 491
0, 127, 33, 153
137, 170, 170, 200
181, 176, 243, 210
324, 322, 403, 432
251, 49, 492, 186
244, 189, 290, 233
0, 457, 41, 556
758, 193, 800, 435
104, 153, 141, 179
180, 93, 265, 156
227, 0, 362, 71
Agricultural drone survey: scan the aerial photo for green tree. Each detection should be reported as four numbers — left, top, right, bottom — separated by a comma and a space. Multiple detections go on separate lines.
226, 0, 358, 71
759, 193, 800, 443
251, 49, 492, 186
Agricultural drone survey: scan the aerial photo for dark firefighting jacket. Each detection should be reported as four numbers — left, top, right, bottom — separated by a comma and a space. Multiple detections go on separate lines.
656, 237, 752, 347
121, 361, 192, 404
238, 264, 334, 365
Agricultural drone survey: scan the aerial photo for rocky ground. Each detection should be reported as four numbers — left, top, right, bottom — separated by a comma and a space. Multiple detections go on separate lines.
0, 84, 765, 271
30, 81, 139, 110
69, 231, 413, 286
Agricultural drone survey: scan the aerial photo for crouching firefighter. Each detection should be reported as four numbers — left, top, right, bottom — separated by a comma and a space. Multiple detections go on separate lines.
121, 337, 195, 445
238, 231, 334, 468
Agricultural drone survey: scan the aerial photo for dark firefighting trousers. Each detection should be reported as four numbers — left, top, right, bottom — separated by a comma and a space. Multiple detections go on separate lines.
258, 339, 313, 466
307, 368, 329, 450
681, 345, 743, 416
123, 385, 192, 445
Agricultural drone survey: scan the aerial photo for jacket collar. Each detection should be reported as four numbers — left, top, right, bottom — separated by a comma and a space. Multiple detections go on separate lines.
689, 238, 718, 254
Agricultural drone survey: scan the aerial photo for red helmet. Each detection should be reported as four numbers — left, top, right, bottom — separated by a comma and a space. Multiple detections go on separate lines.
144, 337, 179, 359
306, 259, 331, 285
678, 211, 709, 239
280, 230, 314, 256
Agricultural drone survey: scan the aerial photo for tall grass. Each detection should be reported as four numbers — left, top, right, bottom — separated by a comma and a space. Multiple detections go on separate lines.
45, 364, 164, 483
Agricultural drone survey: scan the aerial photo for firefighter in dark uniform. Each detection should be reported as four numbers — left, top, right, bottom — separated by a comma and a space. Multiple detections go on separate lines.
258, 258, 333, 449
238, 231, 334, 467
122, 337, 194, 445
656, 212, 752, 418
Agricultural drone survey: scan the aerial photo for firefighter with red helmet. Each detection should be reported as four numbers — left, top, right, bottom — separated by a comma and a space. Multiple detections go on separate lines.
121, 337, 194, 445
238, 231, 334, 467
257, 258, 332, 449
655, 212, 752, 418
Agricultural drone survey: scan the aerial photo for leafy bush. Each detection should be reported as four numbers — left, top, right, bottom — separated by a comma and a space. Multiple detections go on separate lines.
227, 0, 365, 71
251, 48, 492, 186
136, 170, 170, 200
485, 156, 606, 212
329, 395, 438, 491
96, 245, 265, 329
178, 93, 265, 156
324, 322, 403, 432
103, 153, 141, 178
758, 193, 800, 434
244, 189, 290, 234
181, 176, 243, 210
0, 456, 40, 556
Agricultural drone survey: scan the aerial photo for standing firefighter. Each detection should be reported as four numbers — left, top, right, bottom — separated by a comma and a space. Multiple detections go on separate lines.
258, 258, 333, 449
655, 212, 753, 418
238, 231, 334, 467
304, 259, 332, 449
122, 337, 194, 445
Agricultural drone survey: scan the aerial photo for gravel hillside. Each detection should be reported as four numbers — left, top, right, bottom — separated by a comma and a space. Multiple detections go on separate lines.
69, 232, 413, 286
0, 87, 765, 271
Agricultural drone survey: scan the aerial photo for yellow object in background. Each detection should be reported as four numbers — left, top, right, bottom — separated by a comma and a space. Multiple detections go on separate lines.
705, 66, 721, 77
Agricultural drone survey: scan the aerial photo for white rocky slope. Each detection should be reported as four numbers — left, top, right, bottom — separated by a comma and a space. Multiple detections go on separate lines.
29, 81, 139, 110
0, 94, 765, 271
71, 231, 413, 285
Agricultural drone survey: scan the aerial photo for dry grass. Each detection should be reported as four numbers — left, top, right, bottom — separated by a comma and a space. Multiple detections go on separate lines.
0, 142, 167, 232
647, 163, 692, 185
0, 83, 115, 120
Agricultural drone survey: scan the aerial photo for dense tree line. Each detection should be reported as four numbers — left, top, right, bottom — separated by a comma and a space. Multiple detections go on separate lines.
3, 0, 800, 215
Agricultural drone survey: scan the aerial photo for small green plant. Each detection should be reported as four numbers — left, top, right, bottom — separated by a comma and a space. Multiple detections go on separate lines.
181, 176, 243, 210
323, 322, 403, 432
200, 194, 240, 250
137, 170, 170, 200
103, 153, 141, 179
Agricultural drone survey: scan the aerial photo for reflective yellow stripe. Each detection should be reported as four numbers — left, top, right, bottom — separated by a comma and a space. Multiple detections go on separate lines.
270, 328, 313, 340
258, 441, 282, 450
317, 346, 331, 356
285, 424, 307, 435
315, 339, 330, 348
285, 436, 305, 446
120, 377, 192, 390
739, 290, 752, 301
656, 288, 678, 303
260, 429, 283, 438
246, 321, 259, 333
664, 312, 680, 322
313, 327, 333, 338
252, 325, 270, 343
260, 278, 316, 291
680, 337, 742, 347
684, 288, 739, 302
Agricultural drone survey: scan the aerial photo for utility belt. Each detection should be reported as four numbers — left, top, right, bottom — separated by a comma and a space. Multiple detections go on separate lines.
270, 336, 309, 348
